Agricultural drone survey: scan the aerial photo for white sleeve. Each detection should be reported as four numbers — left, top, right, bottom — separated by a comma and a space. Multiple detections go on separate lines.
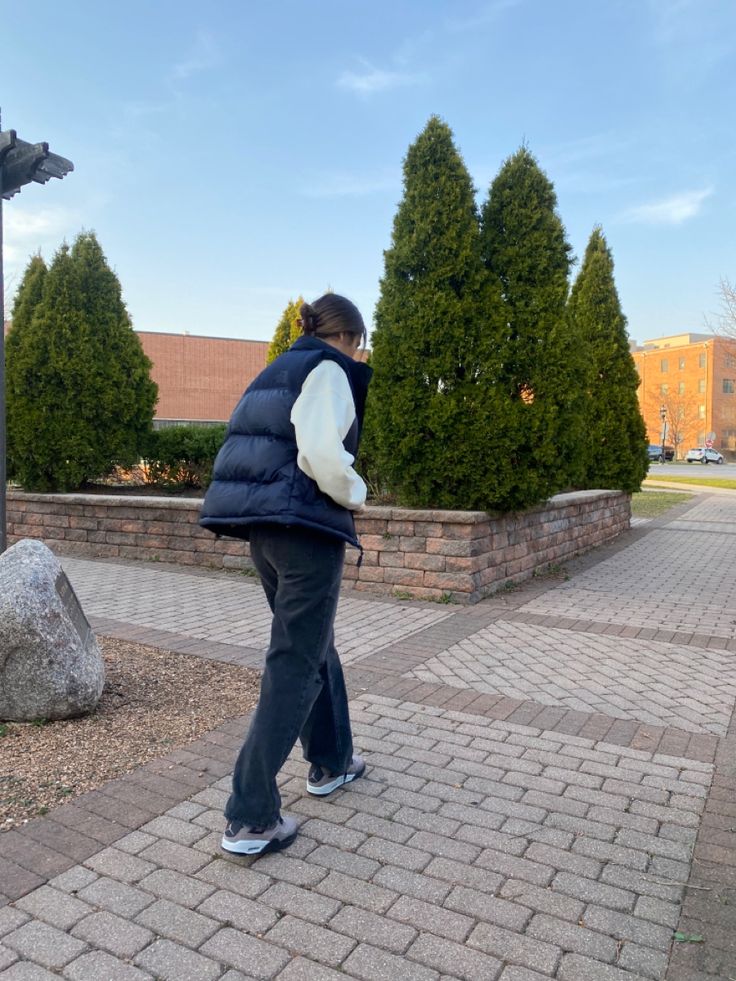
290, 360, 367, 510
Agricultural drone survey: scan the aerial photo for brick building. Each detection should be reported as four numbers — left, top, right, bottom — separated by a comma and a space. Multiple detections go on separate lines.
136, 332, 268, 427
632, 333, 736, 459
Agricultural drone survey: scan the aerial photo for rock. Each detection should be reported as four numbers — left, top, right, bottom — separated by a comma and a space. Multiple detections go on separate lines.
0, 539, 104, 721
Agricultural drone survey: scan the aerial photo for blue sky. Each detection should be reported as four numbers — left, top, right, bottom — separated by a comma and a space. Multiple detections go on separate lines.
2, 0, 734, 347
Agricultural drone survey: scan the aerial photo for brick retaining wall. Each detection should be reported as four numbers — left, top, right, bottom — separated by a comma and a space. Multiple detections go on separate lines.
7, 489, 629, 604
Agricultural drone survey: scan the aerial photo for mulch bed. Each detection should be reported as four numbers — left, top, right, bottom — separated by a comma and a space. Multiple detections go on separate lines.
0, 637, 260, 831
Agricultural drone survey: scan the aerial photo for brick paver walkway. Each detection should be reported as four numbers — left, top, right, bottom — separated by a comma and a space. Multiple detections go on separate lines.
1, 491, 735, 979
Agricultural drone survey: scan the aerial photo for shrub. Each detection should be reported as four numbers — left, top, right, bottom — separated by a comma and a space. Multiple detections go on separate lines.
143, 425, 226, 489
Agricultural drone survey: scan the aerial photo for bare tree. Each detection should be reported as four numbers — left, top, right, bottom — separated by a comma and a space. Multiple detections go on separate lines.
644, 388, 701, 459
708, 277, 736, 347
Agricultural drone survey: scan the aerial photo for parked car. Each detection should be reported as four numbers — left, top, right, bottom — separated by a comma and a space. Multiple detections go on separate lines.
685, 447, 724, 464
647, 444, 675, 463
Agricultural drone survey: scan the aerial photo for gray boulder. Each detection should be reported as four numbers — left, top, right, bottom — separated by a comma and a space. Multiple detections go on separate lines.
0, 539, 104, 721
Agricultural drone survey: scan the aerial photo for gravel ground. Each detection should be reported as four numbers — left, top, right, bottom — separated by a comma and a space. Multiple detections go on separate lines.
0, 636, 260, 831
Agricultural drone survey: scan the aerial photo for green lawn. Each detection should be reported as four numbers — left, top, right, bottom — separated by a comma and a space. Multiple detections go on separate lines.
644, 476, 736, 490
631, 490, 693, 518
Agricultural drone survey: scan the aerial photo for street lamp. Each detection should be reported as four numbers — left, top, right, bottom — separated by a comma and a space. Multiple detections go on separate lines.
659, 404, 667, 465
0, 112, 73, 553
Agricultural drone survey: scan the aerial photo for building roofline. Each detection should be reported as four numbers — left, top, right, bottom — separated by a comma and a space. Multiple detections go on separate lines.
135, 329, 269, 345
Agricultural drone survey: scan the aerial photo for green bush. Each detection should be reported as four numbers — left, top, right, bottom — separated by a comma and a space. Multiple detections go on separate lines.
143, 425, 226, 489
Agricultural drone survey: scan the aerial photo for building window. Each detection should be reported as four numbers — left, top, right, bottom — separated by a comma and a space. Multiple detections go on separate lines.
679, 357, 686, 370
724, 379, 735, 394
698, 431, 706, 445
698, 379, 706, 394
660, 383, 669, 395
699, 353, 706, 368
678, 381, 685, 395
726, 354, 736, 369
698, 404, 706, 419
660, 359, 669, 373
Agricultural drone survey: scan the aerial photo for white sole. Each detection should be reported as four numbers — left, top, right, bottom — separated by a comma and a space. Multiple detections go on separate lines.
307, 764, 365, 797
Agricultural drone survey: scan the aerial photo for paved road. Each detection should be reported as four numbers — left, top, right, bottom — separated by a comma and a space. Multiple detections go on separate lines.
1, 490, 735, 979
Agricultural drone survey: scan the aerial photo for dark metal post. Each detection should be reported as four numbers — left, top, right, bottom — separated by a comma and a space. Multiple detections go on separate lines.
660, 404, 667, 466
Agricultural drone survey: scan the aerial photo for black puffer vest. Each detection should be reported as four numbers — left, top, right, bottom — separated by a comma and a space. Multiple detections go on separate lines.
199, 337, 372, 547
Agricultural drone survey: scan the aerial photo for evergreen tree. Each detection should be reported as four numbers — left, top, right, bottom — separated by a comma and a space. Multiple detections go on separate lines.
267, 297, 304, 363
6, 232, 158, 491
368, 116, 510, 509
568, 227, 648, 492
480, 147, 586, 505
5, 255, 47, 478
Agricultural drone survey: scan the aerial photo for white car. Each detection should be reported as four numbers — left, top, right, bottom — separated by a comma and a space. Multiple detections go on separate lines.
685, 447, 724, 464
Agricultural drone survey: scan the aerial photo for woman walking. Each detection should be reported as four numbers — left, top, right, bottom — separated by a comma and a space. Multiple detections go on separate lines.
199, 293, 372, 855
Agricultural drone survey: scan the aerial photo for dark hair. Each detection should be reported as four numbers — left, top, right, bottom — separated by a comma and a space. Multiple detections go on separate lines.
299, 293, 366, 345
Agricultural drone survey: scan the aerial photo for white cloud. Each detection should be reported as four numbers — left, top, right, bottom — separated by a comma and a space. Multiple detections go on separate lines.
446, 0, 522, 32
338, 59, 425, 96
170, 31, 220, 83
620, 187, 713, 225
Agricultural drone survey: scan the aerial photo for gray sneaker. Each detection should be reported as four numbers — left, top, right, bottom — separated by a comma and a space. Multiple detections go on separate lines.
307, 755, 366, 796
221, 814, 298, 855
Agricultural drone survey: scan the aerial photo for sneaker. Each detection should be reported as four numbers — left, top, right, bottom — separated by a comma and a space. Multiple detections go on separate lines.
221, 814, 298, 855
307, 755, 366, 796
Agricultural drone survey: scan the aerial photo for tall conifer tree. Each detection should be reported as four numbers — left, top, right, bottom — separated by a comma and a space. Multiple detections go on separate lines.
5, 255, 47, 477
568, 227, 648, 491
480, 147, 585, 504
7, 232, 158, 491
266, 297, 304, 363
368, 116, 509, 509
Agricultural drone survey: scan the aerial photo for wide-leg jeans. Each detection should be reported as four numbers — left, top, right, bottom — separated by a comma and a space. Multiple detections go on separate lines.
225, 523, 354, 827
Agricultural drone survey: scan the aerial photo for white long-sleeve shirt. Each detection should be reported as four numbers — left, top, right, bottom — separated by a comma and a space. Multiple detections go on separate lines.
290, 360, 367, 510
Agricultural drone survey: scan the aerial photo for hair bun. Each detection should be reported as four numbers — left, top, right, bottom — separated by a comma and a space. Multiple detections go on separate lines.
299, 302, 318, 335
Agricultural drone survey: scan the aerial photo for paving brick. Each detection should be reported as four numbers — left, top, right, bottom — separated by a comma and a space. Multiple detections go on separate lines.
138, 815, 208, 847
616, 941, 669, 978
137, 869, 216, 908
390, 807, 461, 838
135, 898, 220, 947
468, 921, 561, 975
524, 842, 602, 879
3, 920, 88, 970
614, 828, 693, 863
254, 852, 329, 887
406, 931, 502, 981
196, 888, 279, 934
138, 839, 211, 875
344, 941, 440, 981
298, 818, 366, 850
63, 949, 152, 980
330, 904, 417, 952
0, 859, 45, 902
444, 885, 531, 931
552, 872, 636, 913
556, 953, 644, 980
135, 937, 223, 980
476, 847, 555, 886
305, 844, 378, 880
633, 894, 681, 929
0, 908, 30, 938
277, 956, 352, 981
259, 881, 340, 924
76, 877, 156, 917
499, 879, 585, 923
315, 870, 398, 914
498, 967, 553, 981
47, 865, 99, 896
600, 864, 683, 904
0, 943, 18, 971
195, 859, 271, 898
526, 912, 619, 962
85, 847, 156, 884
14, 885, 93, 930
0, 964, 60, 980
115, 831, 158, 855
581, 906, 674, 951
405, 830, 481, 864
263, 915, 355, 967
372, 864, 454, 904
544, 812, 617, 842
358, 836, 431, 872
571, 838, 649, 872
71, 910, 154, 959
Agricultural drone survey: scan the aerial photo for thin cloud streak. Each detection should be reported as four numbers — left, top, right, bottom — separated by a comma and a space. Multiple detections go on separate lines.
337, 59, 425, 96
169, 31, 220, 83
446, 0, 522, 33
620, 187, 713, 225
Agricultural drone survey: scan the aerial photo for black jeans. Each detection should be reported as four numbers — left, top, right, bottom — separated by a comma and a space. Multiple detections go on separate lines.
225, 523, 354, 827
